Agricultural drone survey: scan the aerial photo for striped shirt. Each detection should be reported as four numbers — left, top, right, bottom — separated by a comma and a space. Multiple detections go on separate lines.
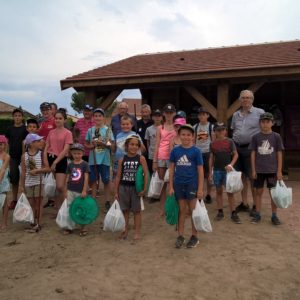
74, 117, 95, 156
25, 150, 43, 187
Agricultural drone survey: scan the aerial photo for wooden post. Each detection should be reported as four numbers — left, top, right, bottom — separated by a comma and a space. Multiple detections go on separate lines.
100, 90, 122, 110
217, 83, 229, 123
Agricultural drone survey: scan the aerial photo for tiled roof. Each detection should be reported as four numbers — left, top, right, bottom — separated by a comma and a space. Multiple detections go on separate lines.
61, 40, 300, 87
0, 100, 35, 117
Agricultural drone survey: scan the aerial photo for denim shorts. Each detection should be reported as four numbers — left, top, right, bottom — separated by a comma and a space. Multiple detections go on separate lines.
158, 159, 169, 168
174, 183, 198, 200
89, 164, 110, 184
213, 170, 227, 188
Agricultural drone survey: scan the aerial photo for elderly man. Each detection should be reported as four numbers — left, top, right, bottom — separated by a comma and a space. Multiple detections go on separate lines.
231, 90, 264, 214
111, 101, 137, 138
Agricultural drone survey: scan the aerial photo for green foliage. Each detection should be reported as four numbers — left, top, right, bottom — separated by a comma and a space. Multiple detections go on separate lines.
0, 118, 13, 135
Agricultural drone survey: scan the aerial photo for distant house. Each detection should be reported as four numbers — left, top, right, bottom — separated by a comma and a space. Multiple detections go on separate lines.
0, 100, 35, 119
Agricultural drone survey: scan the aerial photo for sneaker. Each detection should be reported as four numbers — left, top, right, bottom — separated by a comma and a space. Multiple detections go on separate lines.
236, 202, 250, 213
104, 201, 111, 213
215, 210, 224, 221
251, 213, 261, 224
8, 200, 17, 210
231, 212, 242, 224
186, 235, 199, 248
204, 194, 212, 204
175, 235, 185, 248
249, 206, 256, 217
271, 215, 281, 226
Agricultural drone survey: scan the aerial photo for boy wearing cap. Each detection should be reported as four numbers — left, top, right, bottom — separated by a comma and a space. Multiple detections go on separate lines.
65, 143, 90, 235
20, 134, 50, 232
38, 102, 56, 139
85, 108, 115, 210
5, 108, 28, 210
169, 124, 204, 248
209, 123, 241, 224
249, 113, 284, 225
193, 107, 214, 204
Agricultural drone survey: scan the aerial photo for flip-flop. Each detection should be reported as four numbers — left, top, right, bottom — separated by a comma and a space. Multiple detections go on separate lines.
79, 230, 88, 237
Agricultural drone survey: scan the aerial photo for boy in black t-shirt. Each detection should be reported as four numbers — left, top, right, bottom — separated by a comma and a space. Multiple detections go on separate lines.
249, 113, 284, 225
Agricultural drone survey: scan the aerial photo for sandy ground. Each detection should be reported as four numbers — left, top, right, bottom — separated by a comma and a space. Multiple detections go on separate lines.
0, 181, 299, 300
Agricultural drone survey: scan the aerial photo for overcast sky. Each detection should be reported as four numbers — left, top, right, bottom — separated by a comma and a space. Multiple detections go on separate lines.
0, 0, 300, 115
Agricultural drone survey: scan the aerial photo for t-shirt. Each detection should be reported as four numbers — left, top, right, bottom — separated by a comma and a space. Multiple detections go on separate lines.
67, 161, 90, 193
46, 128, 73, 156
74, 117, 95, 156
210, 138, 236, 171
6, 125, 28, 158
170, 145, 203, 185
137, 119, 153, 146
120, 154, 140, 186
193, 122, 213, 153
38, 118, 56, 139
145, 125, 158, 159
249, 132, 284, 173
85, 126, 114, 166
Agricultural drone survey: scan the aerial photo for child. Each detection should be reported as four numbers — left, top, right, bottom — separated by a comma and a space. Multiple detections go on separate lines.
115, 134, 148, 240
85, 108, 115, 211
20, 134, 50, 232
153, 104, 177, 216
65, 143, 90, 235
249, 112, 284, 225
22, 118, 41, 153
0, 135, 10, 231
169, 117, 186, 150
38, 102, 56, 138
5, 108, 28, 210
169, 125, 204, 248
208, 123, 240, 224
145, 109, 163, 175
193, 107, 214, 204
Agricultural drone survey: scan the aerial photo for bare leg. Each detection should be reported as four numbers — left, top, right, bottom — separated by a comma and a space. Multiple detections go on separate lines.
55, 173, 67, 210
187, 199, 198, 237
120, 209, 129, 239
227, 193, 235, 212
178, 199, 186, 236
158, 167, 167, 216
241, 175, 248, 205
255, 188, 264, 213
0, 194, 9, 230
133, 212, 141, 240
216, 187, 223, 210
103, 182, 110, 203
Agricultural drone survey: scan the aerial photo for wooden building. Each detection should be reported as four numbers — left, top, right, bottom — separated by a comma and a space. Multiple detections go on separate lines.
61, 40, 300, 171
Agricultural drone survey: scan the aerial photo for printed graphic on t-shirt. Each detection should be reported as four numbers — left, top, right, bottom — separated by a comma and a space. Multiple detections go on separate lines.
177, 155, 192, 166
71, 168, 82, 182
197, 130, 209, 141
258, 140, 274, 155
121, 161, 139, 182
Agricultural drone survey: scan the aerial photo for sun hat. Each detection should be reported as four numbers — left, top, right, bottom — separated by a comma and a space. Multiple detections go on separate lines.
259, 112, 274, 121
93, 108, 105, 116
0, 135, 8, 144
163, 103, 176, 112
24, 134, 44, 145
70, 143, 85, 152
173, 118, 186, 126
69, 195, 100, 225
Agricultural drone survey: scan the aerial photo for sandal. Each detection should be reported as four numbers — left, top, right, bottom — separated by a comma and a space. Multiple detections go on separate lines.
79, 230, 88, 237
26, 225, 41, 233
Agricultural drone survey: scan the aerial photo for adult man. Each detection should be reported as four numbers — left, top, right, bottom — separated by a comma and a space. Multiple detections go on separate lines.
73, 104, 95, 162
111, 101, 137, 138
231, 90, 264, 214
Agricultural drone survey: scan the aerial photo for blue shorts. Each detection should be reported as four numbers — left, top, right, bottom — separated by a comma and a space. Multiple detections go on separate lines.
89, 164, 110, 184
213, 170, 227, 188
174, 183, 197, 200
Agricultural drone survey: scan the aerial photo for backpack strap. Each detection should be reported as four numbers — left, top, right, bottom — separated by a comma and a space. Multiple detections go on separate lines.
208, 122, 213, 140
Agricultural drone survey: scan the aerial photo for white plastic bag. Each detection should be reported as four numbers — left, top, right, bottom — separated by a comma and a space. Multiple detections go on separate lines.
270, 180, 292, 208
56, 199, 75, 230
164, 169, 169, 182
147, 172, 164, 198
140, 197, 145, 211
192, 199, 212, 232
103, 200, 125, 232
44, 173, 56, 198
226, 170, 243, 193
13, 193, 34, 223
0, 194, 6, 210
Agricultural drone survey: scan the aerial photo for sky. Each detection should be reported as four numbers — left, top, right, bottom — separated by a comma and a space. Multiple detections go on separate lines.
0, 0, 300, 116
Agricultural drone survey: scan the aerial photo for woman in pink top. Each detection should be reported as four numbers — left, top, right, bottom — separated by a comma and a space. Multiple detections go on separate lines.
153, 104, 176, 215
44, 109, 73, 209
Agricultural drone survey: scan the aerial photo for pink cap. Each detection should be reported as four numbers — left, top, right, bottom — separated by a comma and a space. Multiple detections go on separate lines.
0, 135, 8, 144
173, 118, 186, 126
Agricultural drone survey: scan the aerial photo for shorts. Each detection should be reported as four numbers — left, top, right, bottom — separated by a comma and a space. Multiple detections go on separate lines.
202, 152, 210, 178
119, 184, 141, 212
9, 157, 21, 184
174, 183, 198, 200
213, 170, 227, 188
235, 145, 251, 178
90, 164, 110, 184
253, 173, 276, 189
47, 154, 68, 174
157, 159, 170, 168
67, 190, 81, 205
25, 185, 44, 198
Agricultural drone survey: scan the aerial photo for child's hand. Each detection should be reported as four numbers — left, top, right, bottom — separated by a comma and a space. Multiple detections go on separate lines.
197, 189, 204, 200
138, 190, 146, 197
81, 191, 87, 198
225, 164, 233, 172
115, 193, 119, 200
277, 171, 283, 181
252, 171, 257, 180
29, 169, 38, 176
152, 162, 158, 172
169, 187, 174, 196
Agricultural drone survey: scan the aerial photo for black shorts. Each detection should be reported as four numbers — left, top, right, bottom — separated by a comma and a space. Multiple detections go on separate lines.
235, 145, 251, 178
202, 152, 210, 178
9, 157, 21, 184
47, 154, 68, 174
253, 173, 276, 189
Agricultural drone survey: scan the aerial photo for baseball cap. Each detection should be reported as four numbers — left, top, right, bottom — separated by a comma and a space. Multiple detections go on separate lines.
40, 102, 51, 110
25, 134, 44, 145
176, 110, 187, 119
152, 109, 162, 116
214, 122, 227, 131
173, 118, 186, 126
178, 124, 195, 134
70, 143, 85, 151
93, 108, 105, 116
0, 135, 8, 144
197, 107, 209, 114
83, 104, 93, 111
259, 112, 274, 121
163, 103, 176, 112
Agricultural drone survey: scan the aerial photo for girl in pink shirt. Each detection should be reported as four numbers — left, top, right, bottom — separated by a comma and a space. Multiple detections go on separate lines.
44, 109, 73, 210
153, 104, 176, 216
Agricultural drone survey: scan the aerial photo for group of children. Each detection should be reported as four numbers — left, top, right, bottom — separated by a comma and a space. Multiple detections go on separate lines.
0, 102, 284, 248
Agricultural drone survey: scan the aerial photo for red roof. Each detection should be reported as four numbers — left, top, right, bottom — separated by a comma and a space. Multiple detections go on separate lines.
61, 40, 300, 88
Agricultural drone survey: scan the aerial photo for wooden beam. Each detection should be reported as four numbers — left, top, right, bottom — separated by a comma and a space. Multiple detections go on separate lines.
217, 83, 229, 123
85, 91, 97, 108
184, 86, 217, 119
100, 90, 122, 110
226, 81, 265, 119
